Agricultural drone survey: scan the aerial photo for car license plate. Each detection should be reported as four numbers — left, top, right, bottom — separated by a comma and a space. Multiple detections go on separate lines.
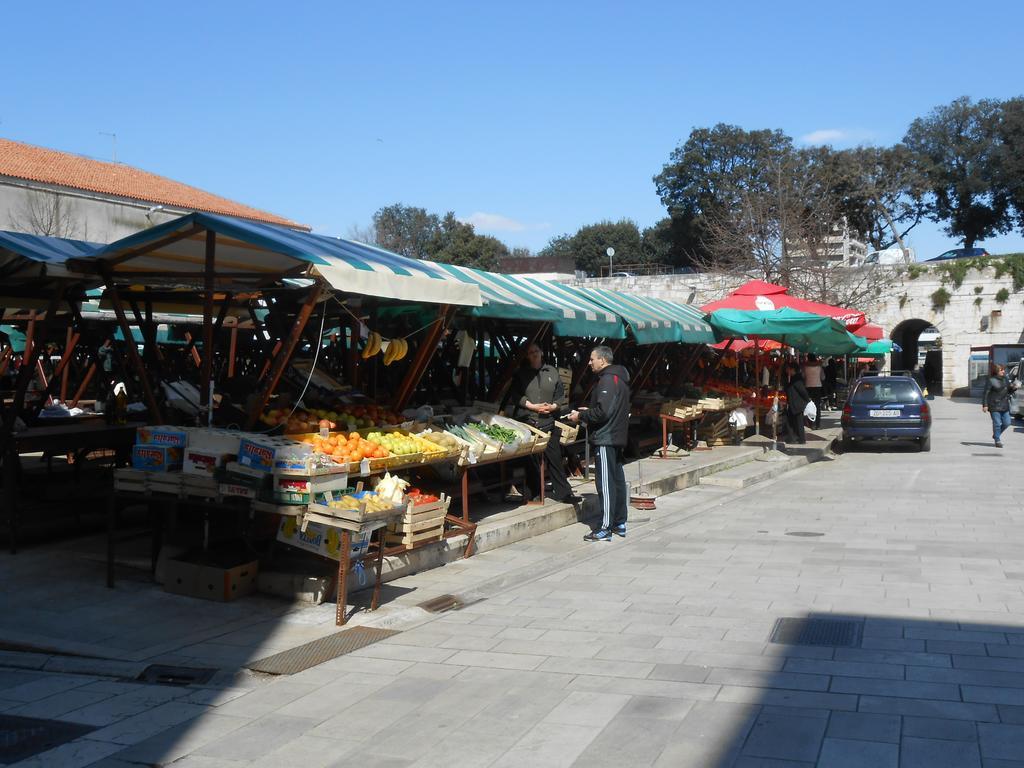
870, 410, 900, 417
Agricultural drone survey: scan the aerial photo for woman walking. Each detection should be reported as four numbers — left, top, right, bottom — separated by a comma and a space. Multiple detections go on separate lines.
982, 363, 1017, 448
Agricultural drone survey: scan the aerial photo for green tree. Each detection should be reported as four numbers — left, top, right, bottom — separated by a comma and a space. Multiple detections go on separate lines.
429, 212, 508, 270
539, 220, 645, 275
994, 96, 1024, 232
372, 204, 440, 260
653, 125, 798, 270
370, 204, 510, 270
819, 145, 927, 250
640, 215, 703, 269
904, 96, 1011, 249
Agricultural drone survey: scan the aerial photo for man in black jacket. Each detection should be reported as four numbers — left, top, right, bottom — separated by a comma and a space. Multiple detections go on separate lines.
569, 345, 631, 541
782, 361, 810, 445
508, 343, 577, 503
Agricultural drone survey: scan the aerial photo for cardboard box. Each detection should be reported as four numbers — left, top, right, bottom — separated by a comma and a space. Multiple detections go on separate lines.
164, 552, 258, 602
131, 444, 183, 472
271, 472, 350, 505
183, 448, 230, 476
136, 426, 188, 448
277, 517, 371, 561
238, 437, 277, 473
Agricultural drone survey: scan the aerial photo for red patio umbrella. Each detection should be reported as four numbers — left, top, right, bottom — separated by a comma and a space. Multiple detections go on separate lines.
710, 339, 783, 353
853, 323, 884, 341
701, 280, 867, 331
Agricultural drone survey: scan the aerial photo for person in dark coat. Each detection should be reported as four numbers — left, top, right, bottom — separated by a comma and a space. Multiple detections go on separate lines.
982, 362, 1017, 448
782, 361, 811, 445
508, 343, 577, 503
568, 345, 631, 541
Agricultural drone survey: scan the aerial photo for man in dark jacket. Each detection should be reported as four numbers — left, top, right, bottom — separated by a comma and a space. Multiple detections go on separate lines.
507, 343, 577, 503
782, 362, 810, 445
569, 345, 630, 541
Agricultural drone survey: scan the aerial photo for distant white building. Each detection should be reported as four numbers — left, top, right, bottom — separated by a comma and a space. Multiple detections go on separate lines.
788, 217, 868, 268
0, 138, 307, 243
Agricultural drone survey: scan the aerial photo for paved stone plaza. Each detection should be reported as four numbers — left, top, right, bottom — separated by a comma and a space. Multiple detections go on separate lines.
2, 397, 1023, 767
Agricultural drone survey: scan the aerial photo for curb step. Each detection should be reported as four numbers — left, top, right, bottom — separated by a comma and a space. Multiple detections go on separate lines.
698, 453, 810, 488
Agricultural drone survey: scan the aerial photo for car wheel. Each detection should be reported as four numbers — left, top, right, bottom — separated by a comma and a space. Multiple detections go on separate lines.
841, 434, 852, 452
919, 435, 931, 452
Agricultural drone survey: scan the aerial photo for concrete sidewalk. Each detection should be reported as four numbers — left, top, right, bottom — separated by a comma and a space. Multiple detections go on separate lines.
0, 412, 867, 766
0, 422, 840, 675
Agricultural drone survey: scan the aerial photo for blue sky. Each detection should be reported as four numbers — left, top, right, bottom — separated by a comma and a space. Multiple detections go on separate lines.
3, 0, 1023, 259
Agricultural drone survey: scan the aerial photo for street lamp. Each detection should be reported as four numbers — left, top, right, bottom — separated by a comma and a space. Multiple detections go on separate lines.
606, 247, 615, 278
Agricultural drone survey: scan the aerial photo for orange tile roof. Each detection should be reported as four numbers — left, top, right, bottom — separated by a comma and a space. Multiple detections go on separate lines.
0, 138, 309, 231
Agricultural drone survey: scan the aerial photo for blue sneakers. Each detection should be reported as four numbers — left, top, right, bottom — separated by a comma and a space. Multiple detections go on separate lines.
612, 524, 626, 538
584, 528, 613, 542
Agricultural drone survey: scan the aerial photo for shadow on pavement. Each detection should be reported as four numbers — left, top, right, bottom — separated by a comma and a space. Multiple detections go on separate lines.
684, 610, 1024, 765
685, 611, 1024, 767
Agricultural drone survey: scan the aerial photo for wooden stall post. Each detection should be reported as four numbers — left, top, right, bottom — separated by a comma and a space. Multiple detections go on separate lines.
200, 231, 216, 408
227, 326, 238, 378
99, 273, 163, 422
60, 327, 73, 401
392, 304, 452, 413
246, 285, 322, 428
2, 289, 62, 431
29, 331, 81, 419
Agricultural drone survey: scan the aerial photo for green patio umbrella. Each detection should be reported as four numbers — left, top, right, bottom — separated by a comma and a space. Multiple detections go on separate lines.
707, 308, 869, 356
0, 325, 27, 353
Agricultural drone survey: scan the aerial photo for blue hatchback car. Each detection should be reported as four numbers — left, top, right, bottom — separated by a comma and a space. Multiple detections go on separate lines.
841, 374, 932, 452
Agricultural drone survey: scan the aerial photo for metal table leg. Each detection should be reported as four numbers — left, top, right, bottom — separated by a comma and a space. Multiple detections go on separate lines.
336, 529, 351, 627
106, 492, 117, 588
370, 527, 386, 611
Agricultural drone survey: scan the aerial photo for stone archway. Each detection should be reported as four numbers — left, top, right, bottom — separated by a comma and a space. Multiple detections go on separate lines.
891, 318, 942, 389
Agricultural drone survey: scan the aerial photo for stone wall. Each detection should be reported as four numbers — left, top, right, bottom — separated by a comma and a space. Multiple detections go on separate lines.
568, 265, 1024, 395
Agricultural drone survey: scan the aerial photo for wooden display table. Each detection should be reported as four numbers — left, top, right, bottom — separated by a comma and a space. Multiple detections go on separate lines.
4, 421, 142, 553
659, 412, 702, 458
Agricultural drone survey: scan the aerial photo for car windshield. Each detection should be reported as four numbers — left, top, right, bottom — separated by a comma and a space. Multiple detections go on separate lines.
852, 379, 920, 404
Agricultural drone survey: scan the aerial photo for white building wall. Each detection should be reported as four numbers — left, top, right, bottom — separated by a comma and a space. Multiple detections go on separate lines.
0, 179, 187, 243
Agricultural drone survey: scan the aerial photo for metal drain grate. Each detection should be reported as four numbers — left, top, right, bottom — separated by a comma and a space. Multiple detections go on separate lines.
770, 617, 862, 648
247, 627, 401, 675
138, 665, 217, 686
0, 715, 96, 763
418, 594, 464, 613
785, 531, 825, 537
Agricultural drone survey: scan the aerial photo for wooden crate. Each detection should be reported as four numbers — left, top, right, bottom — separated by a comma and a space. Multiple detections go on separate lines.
555, 420, 579, 444
385, 495, 450, 546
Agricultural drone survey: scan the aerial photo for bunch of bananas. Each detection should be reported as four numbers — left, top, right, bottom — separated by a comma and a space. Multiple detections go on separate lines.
361, 331, 383, 359
383, 337, 409, 366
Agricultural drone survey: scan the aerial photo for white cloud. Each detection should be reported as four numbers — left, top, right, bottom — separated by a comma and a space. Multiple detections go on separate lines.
460, 212, 526, 231
800, 129, 849, 145
800, 128, 876, 147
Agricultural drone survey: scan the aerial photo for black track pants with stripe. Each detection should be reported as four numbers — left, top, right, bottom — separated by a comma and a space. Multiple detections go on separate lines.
595, 445, 628, 529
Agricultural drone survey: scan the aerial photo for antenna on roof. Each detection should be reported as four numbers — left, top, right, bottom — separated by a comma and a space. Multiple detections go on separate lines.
99, 131, 117, 162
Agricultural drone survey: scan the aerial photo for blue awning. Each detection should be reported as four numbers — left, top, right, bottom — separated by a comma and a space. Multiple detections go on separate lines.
0, 230, 102, 281
75, 213, 482, 307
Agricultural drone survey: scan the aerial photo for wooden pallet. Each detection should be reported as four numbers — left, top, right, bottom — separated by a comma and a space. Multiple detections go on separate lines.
383, 528, 444, 546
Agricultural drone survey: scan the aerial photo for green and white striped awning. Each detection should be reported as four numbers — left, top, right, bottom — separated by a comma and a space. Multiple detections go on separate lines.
571, 286, 715, 345
428, 264, 625, 339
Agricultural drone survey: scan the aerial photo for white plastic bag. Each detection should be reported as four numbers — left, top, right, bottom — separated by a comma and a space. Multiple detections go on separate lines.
803, 400, 817, 421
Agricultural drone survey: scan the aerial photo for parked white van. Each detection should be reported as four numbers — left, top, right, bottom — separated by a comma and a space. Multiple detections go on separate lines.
865, 247, 914, 265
